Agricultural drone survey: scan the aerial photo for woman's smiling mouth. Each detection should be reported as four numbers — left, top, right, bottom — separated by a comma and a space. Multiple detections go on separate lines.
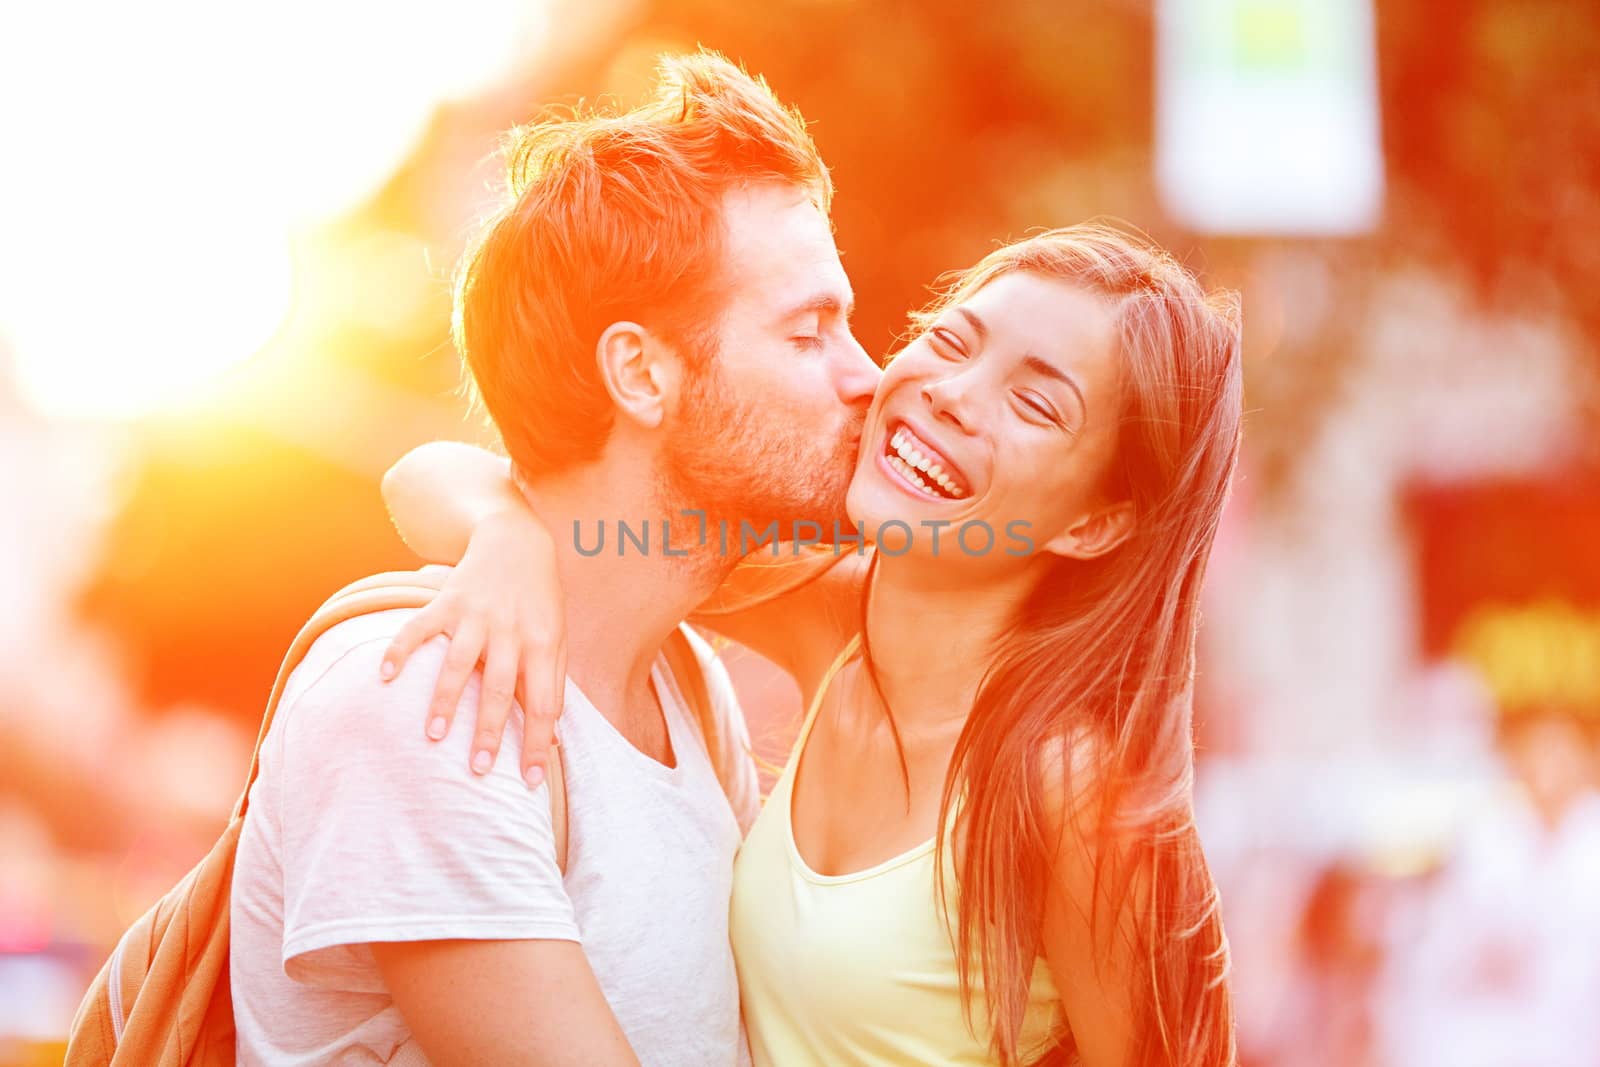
880, 421, 970, 501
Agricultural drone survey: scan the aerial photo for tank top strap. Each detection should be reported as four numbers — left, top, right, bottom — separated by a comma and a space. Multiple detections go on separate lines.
794, 632, 863, 753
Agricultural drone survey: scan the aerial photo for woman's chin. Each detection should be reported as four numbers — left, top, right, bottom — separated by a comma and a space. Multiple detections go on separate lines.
843, 476, 882, 531
845, 480, 908, 535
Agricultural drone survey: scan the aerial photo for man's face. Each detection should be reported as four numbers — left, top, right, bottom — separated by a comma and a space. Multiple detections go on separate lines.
663, 183, 880, 533
1505, 714, 1593, 819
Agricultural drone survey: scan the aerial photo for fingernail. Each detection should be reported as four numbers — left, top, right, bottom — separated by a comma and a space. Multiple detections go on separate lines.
524, 765, 545, 789
380, 661, 396, 681
427, 717, 447, 740
472, 750, 492, 775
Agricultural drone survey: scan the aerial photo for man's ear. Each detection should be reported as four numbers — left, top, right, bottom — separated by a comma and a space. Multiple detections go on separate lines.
595, 321, 672, 429
1040, 501, 1135, 561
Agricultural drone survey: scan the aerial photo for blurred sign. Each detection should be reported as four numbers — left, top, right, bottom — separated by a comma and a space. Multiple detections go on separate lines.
1454, 601, 1600, 713
1156, 0, 1384, 234
1407, 478, 1600, 718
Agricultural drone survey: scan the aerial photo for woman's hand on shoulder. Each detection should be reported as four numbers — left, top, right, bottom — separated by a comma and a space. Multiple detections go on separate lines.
381, 510, 567, 789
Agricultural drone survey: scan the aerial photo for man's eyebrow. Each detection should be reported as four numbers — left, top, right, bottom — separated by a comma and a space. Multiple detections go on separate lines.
1022, 354, 1087, 417
778, 292, 855, 322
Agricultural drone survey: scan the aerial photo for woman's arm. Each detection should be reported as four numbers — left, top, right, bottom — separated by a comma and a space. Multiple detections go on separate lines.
379, 440, 867, 772
382, 440, 523, 563
381, 442, 565, 787
1038, 744, 1234, 1066
1038, 750, 1145, 1066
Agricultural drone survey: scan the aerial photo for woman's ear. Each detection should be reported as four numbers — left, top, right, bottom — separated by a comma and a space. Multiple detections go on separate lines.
1041, 501, 1135, 561
595, 321, 672, 429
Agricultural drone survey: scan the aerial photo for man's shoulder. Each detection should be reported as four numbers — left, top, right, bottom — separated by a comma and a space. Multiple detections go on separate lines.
276, 566, 458, 695
264, 605, 519, 798
669, 623, 759, 830
284, 608, 421, 694
673, 623, 741, 715
274, 606, 453, 742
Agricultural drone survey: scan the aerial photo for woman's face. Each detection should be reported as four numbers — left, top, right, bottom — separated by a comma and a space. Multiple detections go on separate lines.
847, 271, 1129, 562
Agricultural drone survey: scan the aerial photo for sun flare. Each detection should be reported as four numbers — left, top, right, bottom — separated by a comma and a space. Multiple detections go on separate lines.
0, 0, 550, 419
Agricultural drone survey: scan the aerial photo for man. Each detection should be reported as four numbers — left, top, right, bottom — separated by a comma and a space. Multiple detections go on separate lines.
1379, 704, 1600, 1067
229, 51, 878, 1065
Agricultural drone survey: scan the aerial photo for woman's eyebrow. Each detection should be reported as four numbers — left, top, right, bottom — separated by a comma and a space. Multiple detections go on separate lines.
1021, 354, 1086, 418
953, 306, 989, 344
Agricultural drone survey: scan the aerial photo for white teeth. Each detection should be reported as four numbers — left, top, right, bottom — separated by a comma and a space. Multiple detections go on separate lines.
888, 454, 940, 498
886, 423, 970, 499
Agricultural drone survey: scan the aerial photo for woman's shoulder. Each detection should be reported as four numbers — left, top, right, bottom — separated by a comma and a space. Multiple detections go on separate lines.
1029, 728, 1118, 840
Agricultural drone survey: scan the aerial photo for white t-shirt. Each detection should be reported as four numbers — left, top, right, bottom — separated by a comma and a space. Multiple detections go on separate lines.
230, 608, 759, 1066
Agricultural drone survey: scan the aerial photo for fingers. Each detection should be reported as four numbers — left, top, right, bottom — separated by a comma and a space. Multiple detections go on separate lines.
471, 632, 519, 777
427, 616, 486, 756
377, 568, 565, 791
518, 631, 567, 790
381, 605, 451, 683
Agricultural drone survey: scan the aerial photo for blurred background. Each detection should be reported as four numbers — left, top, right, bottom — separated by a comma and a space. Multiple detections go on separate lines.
2, 0, 1598, 1063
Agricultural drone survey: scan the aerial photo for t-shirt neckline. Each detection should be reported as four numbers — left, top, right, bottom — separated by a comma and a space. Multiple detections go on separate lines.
562, 651, 694, 784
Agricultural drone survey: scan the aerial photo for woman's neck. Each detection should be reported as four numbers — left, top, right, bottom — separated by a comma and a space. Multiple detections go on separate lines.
860, 555, 1039, 733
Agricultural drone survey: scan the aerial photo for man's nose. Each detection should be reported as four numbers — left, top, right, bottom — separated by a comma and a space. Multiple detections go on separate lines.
834, 331, 881, 407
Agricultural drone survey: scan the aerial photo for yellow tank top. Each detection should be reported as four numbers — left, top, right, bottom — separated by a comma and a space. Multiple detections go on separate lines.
731, 635, 1065, 1066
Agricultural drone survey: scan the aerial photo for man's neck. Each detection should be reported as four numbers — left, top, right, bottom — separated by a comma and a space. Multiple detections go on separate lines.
521, 463, 731, 718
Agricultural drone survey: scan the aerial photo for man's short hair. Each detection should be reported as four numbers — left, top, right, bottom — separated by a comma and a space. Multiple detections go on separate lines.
454, 50, 832, 474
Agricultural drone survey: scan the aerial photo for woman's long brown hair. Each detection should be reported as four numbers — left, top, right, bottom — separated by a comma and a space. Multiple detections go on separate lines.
866, 224, 1242, 1065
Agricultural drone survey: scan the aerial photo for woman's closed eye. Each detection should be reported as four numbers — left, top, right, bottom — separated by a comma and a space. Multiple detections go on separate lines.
928, 325, 969, 359
1014, 389, 1067, 429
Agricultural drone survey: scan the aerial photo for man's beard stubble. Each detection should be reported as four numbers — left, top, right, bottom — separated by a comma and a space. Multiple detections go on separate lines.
660, 359, 865, 545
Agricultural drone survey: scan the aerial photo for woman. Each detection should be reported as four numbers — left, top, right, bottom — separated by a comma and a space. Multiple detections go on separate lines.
382, 224, 1241, 1065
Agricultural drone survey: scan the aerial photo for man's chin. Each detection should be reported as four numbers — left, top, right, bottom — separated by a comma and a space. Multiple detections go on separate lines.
727, 499, 850, 539
693, 490, 852, 548
775, 475, 855, 535
662, 435, 855, 541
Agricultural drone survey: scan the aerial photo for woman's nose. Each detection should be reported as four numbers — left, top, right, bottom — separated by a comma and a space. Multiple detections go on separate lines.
920, 374, 978, 435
